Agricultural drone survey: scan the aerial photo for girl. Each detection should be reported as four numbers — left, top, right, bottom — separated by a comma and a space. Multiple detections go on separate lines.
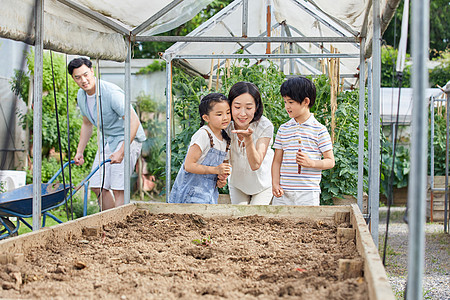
226, 82, 274, 205
169, 93, 232, 204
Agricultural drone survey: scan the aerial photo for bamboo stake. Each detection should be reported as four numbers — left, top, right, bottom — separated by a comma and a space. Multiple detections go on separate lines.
208, 54, 214, 91
215, 59, 220, 90
327, 46, 340, 143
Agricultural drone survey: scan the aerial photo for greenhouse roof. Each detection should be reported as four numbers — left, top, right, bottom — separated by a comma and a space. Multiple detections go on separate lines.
0, 0, 399, 74
165, 0, 400, 87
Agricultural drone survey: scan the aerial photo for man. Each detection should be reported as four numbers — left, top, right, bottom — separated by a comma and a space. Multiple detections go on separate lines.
68, 57, 146, 210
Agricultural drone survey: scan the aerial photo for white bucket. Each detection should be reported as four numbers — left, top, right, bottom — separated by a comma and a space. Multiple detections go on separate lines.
0, 171, 27, 192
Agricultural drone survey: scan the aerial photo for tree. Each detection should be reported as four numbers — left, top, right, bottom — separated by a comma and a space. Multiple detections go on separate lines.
383, 0, 449, 59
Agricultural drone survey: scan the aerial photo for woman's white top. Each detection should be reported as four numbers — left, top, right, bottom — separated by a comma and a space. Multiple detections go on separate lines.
226, 116, 274, 194
190, 125, 229, 165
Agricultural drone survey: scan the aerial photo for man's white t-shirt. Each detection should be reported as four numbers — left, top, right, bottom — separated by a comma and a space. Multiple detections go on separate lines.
189, 125, 229, 165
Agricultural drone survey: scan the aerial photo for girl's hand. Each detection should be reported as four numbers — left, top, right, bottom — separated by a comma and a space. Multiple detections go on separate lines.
272, 184, 284, 198
216, 179, 227, 188
296, 151, 315, 168
216, 162, 231, 175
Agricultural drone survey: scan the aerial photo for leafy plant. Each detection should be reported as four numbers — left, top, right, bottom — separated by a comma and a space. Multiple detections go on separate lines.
192, 236, 212, 247
136, 60, 166, 75
429, 49, 450, 88
135, 93, 166, 194
428, 106, 448, 176
381, 45, 411, 88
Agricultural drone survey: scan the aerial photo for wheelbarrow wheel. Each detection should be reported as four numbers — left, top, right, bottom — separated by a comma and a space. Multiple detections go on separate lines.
0, 217, 18, 237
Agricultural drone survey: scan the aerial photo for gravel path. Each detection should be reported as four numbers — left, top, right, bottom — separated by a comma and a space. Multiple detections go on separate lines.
378, 207, 450, 300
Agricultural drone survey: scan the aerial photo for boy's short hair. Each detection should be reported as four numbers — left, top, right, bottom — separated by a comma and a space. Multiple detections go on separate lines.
280, 76, 316, 108
68, 57, 92, 75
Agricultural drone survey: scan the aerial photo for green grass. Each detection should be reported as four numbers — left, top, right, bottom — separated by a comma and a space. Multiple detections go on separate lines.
16, 209, 70, 235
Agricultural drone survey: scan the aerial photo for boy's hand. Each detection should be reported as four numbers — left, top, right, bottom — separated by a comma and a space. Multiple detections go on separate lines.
216, 163, 231, 175
272, 184, 284, 198
296, 151, 315, 168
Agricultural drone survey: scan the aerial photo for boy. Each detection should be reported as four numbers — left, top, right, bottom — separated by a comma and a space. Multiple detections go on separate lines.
271, 77, 335, 206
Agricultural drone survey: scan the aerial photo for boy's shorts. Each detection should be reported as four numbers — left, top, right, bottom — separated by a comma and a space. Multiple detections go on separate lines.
272, 190, 320, 206
89, 140, 142, 191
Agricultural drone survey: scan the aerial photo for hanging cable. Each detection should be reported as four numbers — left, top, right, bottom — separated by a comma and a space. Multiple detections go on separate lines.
50, 51, 69, 221
94, 59, 106, 211
65, 54, 74, 220
382, 0, 410, 268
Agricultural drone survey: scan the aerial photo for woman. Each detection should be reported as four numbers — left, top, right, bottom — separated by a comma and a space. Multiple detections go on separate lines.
226, 82, 274, 205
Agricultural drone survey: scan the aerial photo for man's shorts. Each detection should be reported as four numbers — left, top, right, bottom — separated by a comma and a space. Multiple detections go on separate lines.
89, 140, 142, 190
272, 190, 320, 206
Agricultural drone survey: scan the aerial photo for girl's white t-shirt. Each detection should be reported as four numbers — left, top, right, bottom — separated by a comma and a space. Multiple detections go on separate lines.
225, 116, 274, 194
190, 125, 229, 164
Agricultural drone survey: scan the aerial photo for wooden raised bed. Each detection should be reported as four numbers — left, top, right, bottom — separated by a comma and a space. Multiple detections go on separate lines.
0, 203, 394, 299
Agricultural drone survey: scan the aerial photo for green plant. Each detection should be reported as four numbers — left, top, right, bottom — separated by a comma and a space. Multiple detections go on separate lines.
0, 181, 6, 193
136, 60, 166, 74
381, 141, 410, 197
381, 45, 411, 88
135, 93, 166, 194
428, 106, 448, 176
192, 236, 212, 247
429, 49, 450, 88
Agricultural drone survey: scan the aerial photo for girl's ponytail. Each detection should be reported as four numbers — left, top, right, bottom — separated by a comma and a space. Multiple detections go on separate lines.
221, 129, 231, 143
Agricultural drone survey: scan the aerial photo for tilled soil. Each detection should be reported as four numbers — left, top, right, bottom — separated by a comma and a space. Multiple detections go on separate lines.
0, 210, 368, 299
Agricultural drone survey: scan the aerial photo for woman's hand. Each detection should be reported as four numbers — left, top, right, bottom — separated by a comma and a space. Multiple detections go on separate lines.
231, 128, 254, 141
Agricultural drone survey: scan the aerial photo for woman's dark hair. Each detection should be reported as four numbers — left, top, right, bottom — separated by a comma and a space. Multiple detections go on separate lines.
280, 76, 316, 108
199, 93, 230, 143
228, 81, 263, 123
68, 57, 92, 75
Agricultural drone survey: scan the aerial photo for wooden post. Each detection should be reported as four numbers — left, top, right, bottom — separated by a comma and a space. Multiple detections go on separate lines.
266, 4, 271, 54
338, 259, 364, 279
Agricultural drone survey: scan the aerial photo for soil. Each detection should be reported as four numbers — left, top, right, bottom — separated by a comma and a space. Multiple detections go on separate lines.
0, 210, 368, 299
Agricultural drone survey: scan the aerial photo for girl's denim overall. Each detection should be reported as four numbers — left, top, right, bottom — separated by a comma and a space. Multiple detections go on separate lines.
169, 129, 229, 204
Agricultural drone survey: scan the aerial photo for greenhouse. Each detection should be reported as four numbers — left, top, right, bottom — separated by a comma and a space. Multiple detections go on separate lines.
0, 0, 448, 299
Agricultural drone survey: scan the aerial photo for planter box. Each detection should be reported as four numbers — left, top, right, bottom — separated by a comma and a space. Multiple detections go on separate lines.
427, 176, 450, 222
380, 187, 408, 206
0, 203, 394, 300
333, 194, 368, 214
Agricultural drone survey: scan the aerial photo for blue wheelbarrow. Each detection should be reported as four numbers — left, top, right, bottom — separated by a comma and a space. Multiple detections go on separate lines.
0, 159, 111, 239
